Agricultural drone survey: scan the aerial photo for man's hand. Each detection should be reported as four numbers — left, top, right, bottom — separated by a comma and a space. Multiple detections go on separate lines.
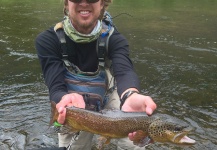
56, 93, 85, 124
121, 93, 156, 115
121, 89, 157, 141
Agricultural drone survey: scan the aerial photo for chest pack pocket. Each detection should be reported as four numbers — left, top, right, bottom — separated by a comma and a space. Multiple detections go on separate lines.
54, 12, 115, 111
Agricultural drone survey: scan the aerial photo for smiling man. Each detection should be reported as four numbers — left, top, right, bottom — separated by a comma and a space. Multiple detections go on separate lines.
35, 0, 157, 149
66, 0, 103, 33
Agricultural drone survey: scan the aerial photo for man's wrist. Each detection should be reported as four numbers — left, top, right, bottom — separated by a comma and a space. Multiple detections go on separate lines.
120, 90, 139, 109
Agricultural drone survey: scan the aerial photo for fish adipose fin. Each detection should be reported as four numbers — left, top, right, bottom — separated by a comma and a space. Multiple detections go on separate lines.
132, 130, 154, 147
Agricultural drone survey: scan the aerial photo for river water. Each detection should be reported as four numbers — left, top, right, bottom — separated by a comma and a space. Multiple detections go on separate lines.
0, 0, 216, 150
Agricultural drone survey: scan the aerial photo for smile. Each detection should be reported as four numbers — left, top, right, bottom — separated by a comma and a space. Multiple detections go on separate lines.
79, 11, 90, 15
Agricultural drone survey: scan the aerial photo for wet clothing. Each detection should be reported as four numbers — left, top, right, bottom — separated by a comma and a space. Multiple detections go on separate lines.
35, 27, 140, 103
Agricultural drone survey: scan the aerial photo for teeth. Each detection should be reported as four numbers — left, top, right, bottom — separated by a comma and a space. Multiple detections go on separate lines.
80, 11, 89, 15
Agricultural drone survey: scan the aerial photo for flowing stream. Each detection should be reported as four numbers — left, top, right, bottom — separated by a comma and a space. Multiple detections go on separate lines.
0, 0, 216, 149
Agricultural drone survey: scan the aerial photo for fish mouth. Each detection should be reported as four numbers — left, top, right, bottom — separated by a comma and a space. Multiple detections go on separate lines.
173, 132, 196, 144
179, 135, 196, 144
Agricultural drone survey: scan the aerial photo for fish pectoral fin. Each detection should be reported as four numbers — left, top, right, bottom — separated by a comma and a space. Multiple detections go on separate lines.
132, 130, 148, 141
96, 136, 111, 150
132, 130, 154, 147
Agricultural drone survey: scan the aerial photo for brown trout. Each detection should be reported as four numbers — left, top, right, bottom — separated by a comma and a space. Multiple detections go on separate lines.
50, 102, 195, 149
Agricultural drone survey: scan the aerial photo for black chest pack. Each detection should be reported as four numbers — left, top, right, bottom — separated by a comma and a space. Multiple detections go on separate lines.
54, 12, 115, 111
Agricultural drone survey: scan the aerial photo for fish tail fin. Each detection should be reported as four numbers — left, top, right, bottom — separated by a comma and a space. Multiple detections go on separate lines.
50, 101, 59, 126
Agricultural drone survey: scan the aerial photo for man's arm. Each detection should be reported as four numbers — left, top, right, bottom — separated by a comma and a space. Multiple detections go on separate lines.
35, 28, 68, 103
109, 31, 157, 141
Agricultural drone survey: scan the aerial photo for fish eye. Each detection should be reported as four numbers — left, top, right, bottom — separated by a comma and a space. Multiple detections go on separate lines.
175, 127, 181, 131
174, 126, 182, 132
174, 125, 189, 132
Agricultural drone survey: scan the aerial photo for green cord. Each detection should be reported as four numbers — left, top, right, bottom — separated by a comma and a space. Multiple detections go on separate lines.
54, 121, 62, 127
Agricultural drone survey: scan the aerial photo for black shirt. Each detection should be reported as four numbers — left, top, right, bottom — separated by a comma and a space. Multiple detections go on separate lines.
35, 27, 140, 103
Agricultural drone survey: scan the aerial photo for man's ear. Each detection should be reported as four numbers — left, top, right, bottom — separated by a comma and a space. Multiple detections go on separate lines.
100, 0, 104, 10
66, 5, 69, 11
65, 5, 69, 15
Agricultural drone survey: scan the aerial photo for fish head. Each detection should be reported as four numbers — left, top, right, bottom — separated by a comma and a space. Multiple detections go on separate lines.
148, 116, 196, 145
162, 124, 195, 144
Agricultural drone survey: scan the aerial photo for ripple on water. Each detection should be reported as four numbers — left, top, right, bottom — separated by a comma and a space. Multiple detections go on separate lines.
0, 82, 57, 149
0, 133, 26, 150
9, 52, 38, 59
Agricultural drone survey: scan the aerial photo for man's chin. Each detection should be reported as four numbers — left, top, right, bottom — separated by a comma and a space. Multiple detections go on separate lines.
76, 21, 97, 33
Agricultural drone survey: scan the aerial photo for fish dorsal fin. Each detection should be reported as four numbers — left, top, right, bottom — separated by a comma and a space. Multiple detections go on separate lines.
99, 108, 120, 114
132, 130, 154, 147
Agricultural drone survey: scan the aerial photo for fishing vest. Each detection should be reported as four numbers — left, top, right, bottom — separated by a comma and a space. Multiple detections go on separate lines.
54, 12, 115, 111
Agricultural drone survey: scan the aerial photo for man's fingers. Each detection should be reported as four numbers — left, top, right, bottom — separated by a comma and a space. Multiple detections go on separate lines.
146, 107, 153, 115
73, 101, 85, 108
128, 133, 133, 140
144, 96, 157, 115
128, 132, 137, 141
57, 106, 64, 114
57, 107, 66, 124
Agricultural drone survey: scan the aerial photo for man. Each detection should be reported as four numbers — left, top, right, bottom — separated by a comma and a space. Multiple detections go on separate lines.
36, 0, 157, 149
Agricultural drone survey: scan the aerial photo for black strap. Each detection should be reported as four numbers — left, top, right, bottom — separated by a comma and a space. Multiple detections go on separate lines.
120, 90, 139, 109
55, 28, 68, 59
54, 23, 73, 68
98, 34, 107, 66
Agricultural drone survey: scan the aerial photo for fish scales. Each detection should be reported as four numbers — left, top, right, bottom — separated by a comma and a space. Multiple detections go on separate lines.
65, 107, 154, 138
50, 102, 196, 148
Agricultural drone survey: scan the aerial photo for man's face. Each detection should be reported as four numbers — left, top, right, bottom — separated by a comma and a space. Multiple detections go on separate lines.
67, 0, 103, 33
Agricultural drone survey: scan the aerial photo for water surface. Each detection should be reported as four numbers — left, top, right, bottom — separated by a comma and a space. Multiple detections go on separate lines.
0, 0, 216, 149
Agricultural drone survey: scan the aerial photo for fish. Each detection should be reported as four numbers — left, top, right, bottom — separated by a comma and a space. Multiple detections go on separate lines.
50, 102, 196, 149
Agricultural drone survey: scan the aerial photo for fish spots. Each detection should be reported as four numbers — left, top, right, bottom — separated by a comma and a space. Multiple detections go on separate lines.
60, 108, 194, 144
